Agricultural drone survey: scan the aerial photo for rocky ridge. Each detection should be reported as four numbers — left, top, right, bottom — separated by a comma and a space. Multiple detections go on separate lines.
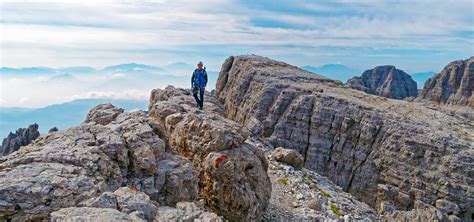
418, 56, 473, 107
216, 55, 473, 220
346, 65, 418, 100
0, 54, 472, 221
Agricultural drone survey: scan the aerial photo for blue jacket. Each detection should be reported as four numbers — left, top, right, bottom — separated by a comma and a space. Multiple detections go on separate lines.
191, 68, 208, 88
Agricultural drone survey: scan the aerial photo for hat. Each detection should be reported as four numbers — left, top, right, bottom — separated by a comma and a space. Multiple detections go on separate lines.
198, 61, 203, 65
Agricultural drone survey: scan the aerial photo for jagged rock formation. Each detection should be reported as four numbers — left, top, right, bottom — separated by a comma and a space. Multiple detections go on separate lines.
0, 123, 40, 156
216, 55, 473, 220
52, 187, 222, 221
346, 65, 418, 99
418, 56, 474, 107
0, 108, 197, 220
148, 86, 272, 221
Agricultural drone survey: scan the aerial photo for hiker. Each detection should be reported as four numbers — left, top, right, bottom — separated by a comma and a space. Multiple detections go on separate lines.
191, 61, 208, 110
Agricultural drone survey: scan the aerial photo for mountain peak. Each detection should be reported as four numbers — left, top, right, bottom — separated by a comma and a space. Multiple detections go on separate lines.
346, 65, 417, 99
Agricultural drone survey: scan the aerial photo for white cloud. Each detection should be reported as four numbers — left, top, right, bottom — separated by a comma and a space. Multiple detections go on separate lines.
66, 90, 149, 101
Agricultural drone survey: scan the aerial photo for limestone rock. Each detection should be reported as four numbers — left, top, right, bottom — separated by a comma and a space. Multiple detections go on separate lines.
0, 106, 196, 221
215, 55, 473, 218
156, 202, 222, 222
346, 65, 418, 99
84, 103, 124, 125
83, 191, 118, 209
51, 207, 133, 222
418, 56, 473, 107
264, 154, 378, 221
0, 123, 40, 156
113, 187, 158, 221
149, 86, 271, 221
381, 201, 450, 222
272, 147, 304, 169
435, 199, 460, 215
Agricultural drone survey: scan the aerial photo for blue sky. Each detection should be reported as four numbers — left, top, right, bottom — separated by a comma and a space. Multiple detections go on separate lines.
1, 0, 473, 73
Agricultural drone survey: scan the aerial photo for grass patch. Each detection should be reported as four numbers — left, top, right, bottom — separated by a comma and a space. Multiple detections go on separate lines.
303, 176, 314, 185
319, 189, 331, 198
278, 177, 289, 185
330, 204, 342, 217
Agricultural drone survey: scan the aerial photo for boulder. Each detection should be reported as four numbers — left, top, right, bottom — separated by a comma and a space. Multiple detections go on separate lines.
272, 147, 304, 169
435, 199, 460, 215
346, 65, 418, 99
113, 187, 158, 221
0, 123, 40, 156
50, 207, 133, 222
156, 202, 222, 222
84, 103, 124, 125
418, 56, 473, 107
49, 127, 59, 133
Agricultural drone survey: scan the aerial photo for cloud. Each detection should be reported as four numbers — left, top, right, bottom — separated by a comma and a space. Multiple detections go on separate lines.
0, 1, 472, 73
66, 90, 149, 101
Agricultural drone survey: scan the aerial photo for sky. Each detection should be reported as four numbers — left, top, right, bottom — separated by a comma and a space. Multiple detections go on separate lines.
1, 0, 473, 73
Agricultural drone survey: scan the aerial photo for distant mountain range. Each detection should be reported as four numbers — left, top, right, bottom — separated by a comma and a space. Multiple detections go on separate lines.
301, 64, 359, 82
0, 62, 196, 75
0, 99, 148, 137
301, 64, 436, 88
101, 63, 164, 73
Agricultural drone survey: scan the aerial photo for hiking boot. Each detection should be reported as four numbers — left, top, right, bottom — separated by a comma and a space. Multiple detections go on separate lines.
199, 106, 203, 110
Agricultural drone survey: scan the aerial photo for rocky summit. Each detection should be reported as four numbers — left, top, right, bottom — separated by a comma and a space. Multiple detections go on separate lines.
0, 54, 472, 221
418, 56, 474, 107
346, 65, 418, 100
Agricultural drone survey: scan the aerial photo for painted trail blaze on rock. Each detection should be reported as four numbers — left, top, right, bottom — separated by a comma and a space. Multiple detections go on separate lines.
214, 154, 228, 168
128, 186, 139, 192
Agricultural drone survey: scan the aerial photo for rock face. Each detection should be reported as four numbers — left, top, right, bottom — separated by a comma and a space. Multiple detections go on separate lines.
0, 106, 197, 221
148, 86, 272, 221
418, 56, 474, 107
0, 123, 40, 156
346, 65, 418, 99
216, 55, 473, 219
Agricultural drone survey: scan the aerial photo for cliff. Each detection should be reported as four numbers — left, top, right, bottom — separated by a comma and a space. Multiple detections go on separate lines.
216, 55, 473, 220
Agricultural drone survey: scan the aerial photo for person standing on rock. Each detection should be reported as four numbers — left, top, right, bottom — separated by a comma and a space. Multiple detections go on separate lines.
191, 61, 208, 110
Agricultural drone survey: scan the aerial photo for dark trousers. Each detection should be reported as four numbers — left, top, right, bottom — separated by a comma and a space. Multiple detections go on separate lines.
193, 87, 205, 108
